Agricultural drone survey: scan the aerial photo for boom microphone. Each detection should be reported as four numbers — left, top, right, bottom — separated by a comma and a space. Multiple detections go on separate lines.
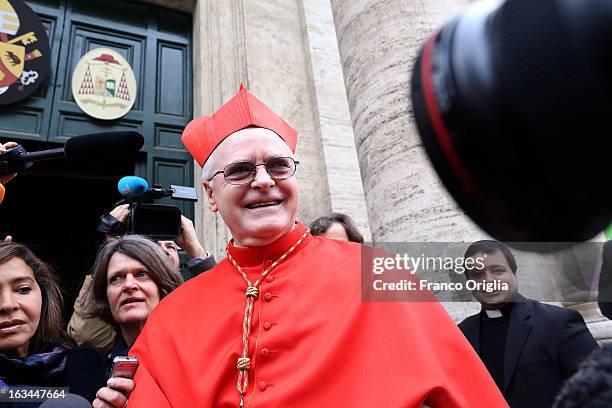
118, 176, 149, 197
63, 131, 144, 163
0, 131, 144, 175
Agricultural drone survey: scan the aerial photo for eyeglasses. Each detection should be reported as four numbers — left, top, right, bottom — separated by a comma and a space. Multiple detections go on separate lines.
208, 157, 300, 185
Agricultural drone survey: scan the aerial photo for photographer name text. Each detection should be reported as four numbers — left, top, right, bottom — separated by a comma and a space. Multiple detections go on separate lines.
372, 279, 508, 293
369, 254, 507, 293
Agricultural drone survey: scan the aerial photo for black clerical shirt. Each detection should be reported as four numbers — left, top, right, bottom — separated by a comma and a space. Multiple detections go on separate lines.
479, 302, 515, 394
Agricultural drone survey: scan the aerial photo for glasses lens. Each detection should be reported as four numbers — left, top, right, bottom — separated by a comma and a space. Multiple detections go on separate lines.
224, 162, 255, 183
266, 157, 295, 179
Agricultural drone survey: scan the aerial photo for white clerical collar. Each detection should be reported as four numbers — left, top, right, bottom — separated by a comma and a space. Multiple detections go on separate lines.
485, 309, 503, 318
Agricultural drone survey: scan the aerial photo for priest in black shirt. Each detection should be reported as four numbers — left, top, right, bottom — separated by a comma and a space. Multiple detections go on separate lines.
458, 240, 599, 408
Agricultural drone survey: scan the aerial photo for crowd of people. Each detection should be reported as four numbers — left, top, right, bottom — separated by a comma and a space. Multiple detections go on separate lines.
0, 86, 610, 407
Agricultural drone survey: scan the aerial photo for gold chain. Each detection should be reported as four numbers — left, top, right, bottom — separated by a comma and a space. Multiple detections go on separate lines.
226, 229, 310, 408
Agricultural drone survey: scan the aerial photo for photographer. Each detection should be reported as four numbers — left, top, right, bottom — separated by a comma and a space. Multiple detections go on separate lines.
67, 205, 216, 354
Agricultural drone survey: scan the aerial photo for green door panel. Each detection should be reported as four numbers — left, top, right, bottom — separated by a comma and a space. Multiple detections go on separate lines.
1, 0, 194, 219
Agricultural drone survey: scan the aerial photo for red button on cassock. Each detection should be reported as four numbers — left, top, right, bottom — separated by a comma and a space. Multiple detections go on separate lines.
266, 276, 274, 283
263, 322, 272, 330
261, 348, 269, 357
264, 292, 273, 301
258, 381, 268, 391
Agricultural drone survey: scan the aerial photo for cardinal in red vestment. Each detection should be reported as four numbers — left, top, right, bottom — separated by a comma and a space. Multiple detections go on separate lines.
126, 85, 508, 408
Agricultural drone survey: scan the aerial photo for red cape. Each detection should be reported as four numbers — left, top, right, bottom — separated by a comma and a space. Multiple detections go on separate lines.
129, 222, 507, 407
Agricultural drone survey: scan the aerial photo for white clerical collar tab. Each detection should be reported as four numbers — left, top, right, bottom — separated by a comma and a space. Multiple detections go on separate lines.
485, 309, 503, 318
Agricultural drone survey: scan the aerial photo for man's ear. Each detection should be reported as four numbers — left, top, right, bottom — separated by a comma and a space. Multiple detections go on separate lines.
203, 180, 218, 213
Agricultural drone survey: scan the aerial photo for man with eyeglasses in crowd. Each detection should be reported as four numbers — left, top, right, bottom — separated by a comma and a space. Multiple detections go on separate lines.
118, 85, 507, 408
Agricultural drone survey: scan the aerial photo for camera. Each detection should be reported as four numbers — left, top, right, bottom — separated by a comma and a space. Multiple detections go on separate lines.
124, 184, 197, 240
411, 0, 611, 244
101, 176, 198, 240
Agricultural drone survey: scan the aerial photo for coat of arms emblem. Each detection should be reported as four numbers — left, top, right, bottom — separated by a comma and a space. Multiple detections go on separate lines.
71, 48, 137, 120
0, 0, 50, 105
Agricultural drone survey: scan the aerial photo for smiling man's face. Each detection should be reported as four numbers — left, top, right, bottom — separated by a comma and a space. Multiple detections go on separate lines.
467, 249, 518, 309
203, 128, 299, 247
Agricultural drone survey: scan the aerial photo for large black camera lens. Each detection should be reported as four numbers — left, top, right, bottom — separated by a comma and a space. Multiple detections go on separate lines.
411, 0, 611, 242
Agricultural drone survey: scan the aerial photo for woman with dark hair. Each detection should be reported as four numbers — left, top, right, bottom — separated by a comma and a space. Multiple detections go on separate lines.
87, 235, 183, 362
310, 212, 364, 243
87, 235, 182, 407
0, 241, 106, 406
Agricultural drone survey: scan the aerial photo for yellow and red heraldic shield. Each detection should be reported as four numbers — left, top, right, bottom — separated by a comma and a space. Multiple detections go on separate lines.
0, 0, 50, 105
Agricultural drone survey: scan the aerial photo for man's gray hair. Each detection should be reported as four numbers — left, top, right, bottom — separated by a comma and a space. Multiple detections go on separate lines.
201, 146, 220, 184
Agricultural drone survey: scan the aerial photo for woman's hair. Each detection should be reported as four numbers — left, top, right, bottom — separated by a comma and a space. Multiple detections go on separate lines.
87, 235, 183, 324
0, 242, 65, 353
309, 212, 365, 244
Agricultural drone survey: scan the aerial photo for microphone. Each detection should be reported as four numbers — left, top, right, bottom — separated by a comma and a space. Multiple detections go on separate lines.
118, 176, 149, 197
0, 131, 144, 176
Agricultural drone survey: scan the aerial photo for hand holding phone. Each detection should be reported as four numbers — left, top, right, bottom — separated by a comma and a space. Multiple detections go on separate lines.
93, 357, 138, 407
110, 356, 139, 379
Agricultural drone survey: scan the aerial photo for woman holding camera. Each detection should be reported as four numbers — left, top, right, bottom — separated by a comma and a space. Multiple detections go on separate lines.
0, 241, 106, 406
86, 235, 182, 407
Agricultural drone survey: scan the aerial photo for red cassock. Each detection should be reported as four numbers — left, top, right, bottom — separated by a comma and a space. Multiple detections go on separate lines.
128, 222, 507, 407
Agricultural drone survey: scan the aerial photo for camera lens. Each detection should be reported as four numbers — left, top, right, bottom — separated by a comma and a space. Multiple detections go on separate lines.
411, 0, 612, 243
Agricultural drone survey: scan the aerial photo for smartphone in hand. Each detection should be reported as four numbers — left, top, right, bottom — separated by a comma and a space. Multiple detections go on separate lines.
110, 356, 139, 380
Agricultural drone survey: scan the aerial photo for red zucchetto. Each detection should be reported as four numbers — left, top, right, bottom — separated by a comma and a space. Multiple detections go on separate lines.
181, 84, 298, 167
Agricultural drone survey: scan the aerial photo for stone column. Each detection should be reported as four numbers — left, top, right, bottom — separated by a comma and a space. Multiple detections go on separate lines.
331, 0, 481, 319
191, 0, 248, 258
559, 239, 612, 344
300, 0, 371, 240
330, 0, 480, 244
564, 302, 612, 345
